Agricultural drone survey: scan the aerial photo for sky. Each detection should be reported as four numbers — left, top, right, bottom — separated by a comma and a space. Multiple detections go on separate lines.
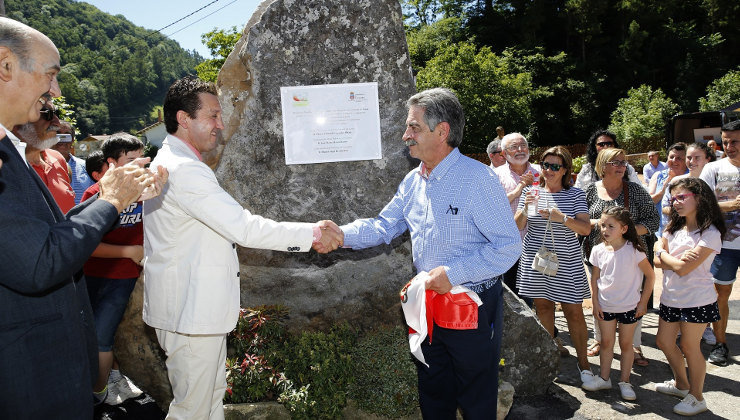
82, 0, 261, 58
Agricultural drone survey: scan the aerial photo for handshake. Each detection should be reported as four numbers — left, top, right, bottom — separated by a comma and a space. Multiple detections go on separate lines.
312, 220, 345, 254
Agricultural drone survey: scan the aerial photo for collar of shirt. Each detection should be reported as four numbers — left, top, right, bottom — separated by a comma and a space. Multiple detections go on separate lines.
169, 134, 203, 161
503, 161, 539, 183
417, 148, 461, 181
2, 125, 29, 166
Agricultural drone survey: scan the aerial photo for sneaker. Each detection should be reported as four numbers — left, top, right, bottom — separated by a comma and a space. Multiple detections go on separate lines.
578, 368, 595, 384
673, 394, 708, 416
702, 325, 717, 346
708, 343, 729, 366
582, 375, 612, 391
109, 374, 143, 401
618, 382, 636, 401
655, 379, 689, 398
104, 386, 124, 406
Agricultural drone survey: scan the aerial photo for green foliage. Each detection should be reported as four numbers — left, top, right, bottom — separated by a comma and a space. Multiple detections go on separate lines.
348, 325, 418, 418
6, 0, 201, 137
572, 155, 587, 174
699, 68, 740, 112
195, 27, 242, 83
406, 17, 469, 70
52, 96, 76, 128
415, 42, 543, 153
608, 85, 678, 154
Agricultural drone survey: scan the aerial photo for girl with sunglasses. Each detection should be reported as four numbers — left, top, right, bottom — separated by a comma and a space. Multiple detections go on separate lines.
653, 177, 725, 415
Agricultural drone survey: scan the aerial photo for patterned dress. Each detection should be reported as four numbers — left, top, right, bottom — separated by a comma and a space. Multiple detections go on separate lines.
583, 181, 659, 263
517, 186, 590, 303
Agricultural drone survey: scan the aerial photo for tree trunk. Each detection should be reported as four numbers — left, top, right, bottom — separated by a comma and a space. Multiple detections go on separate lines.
0, 0, 6, 16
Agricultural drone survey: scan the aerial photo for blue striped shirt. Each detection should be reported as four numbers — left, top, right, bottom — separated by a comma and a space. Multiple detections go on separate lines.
341, 148, 521, 290
68, 155, 94, 204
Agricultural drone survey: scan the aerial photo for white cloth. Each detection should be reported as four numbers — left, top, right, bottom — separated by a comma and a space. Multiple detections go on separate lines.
589, 242, 647, 312
700, 158, 740, 249
661, 226, 722, 308
1, 124, 27, 166
143, 134, 314, 334
400, 271, 482, 367
155, 329, 227, 420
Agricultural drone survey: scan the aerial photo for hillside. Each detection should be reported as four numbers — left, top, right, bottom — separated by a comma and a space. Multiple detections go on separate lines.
5, 0, 202, 138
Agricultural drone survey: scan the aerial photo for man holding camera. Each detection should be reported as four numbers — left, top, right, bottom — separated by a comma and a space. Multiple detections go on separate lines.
52, 120, 94, 204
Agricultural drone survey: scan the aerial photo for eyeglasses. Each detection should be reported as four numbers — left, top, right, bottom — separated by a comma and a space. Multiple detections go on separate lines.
541, 162, 563, 171
39, 107, 54, 121
596, 141, 614, 148
505, 143, 528, 151
669, 193, 695, 205
606, 160, 628, 167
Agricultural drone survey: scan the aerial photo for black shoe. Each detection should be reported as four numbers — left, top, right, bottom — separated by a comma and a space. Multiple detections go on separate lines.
708, 343, 729, 366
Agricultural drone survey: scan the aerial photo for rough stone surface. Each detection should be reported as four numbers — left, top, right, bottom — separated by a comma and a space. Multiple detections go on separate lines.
212, 0, 417, 330
114, 278, 172, 410
499, 286, 560, 395
224, 402, 291, 420
497, 381, 515, 420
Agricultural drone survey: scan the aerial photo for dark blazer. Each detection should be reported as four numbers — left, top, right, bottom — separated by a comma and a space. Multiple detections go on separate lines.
0, 135, 119, 419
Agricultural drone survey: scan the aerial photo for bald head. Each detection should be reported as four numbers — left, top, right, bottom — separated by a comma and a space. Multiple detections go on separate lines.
0, 17, 61, 128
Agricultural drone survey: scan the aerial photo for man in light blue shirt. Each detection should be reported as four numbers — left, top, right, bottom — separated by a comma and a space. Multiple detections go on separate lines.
642, 150, 667, 187
337, 88, 521, 418
51, 121, 94, 203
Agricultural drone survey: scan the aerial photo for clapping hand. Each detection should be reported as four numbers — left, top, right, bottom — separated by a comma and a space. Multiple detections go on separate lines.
99, 158, 154, 212
312, 220, 344, 253
140, 164, 169, 201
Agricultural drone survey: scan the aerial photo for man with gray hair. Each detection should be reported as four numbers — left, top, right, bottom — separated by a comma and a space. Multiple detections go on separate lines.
0, 17, 164, 419
487, 138, 506, 169
332, 87, 521, 418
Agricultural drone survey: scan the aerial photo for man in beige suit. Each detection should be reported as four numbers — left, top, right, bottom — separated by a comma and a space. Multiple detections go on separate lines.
143, 76, 342, 419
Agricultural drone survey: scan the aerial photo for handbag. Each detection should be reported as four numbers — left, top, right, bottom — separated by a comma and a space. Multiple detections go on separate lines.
532, 213, 559, 276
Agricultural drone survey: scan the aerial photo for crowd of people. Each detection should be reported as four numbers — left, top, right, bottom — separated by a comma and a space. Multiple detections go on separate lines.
0, 14, 736, 420
486, 122, 738, 416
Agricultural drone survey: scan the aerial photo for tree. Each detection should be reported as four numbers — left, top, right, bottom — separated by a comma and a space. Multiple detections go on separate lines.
406, 16, 468, 70
415, 42, 543, 153
195, 26, 241, 83
608, 85, 678, 154
699, 68, 740, 112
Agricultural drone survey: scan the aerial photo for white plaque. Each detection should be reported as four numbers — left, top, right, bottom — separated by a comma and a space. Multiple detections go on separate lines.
280, 82, 382, 164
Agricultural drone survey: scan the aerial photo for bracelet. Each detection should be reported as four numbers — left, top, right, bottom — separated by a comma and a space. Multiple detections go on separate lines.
562, 214, 570, 224
655, 249, 664, 258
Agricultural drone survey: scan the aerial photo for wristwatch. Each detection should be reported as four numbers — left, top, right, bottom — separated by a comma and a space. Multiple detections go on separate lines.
562, 214, 570, 224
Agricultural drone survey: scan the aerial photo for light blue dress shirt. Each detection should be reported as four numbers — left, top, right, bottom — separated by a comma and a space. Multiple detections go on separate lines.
68, 155, 94, 204
341, 148, 521, 292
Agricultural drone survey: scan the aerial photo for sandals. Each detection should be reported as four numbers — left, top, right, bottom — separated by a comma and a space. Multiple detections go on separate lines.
633, 348, 649, 366
587, 341, 600, 357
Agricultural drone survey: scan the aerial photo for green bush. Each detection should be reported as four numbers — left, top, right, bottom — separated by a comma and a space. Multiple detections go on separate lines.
571, 155, 587, 174
349, 325, 419, 418
608, 85, 678, 154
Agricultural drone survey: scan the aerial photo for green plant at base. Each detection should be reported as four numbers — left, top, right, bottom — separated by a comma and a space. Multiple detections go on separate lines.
349, 325, 418, 418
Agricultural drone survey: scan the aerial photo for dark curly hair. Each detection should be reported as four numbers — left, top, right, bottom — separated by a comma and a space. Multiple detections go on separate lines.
665, 177, 726, 239
586, 129, 618, 167
600, 206, 646, 253
163, 75, 218, 134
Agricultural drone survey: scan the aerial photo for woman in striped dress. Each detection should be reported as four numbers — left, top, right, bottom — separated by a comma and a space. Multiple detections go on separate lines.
515, 146, 595, 385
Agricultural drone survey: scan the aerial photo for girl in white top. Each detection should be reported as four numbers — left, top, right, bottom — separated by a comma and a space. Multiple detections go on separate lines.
585, 206, 654, 401
653, 177, 725, 416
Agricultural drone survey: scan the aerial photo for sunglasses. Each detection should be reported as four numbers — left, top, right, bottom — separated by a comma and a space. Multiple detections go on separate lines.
669, 193, 695, 205
541, 162, 563, 171
39, 107, 54, 121
596, 141, 614, 148
606, 160, 628, 167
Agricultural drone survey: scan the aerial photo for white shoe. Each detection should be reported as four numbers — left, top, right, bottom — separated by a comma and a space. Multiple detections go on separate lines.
109, 374, 143, 401
578, 368, 595, 384
702, 325, 717, 346
104, 386, 124, 406
582, 375, 612, 391
618, 381, 636, 400
655, 379, 689, 398
673, 394, 708, 416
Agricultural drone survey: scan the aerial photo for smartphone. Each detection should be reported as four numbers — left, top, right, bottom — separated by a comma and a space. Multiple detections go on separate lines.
56, 134, 73, 142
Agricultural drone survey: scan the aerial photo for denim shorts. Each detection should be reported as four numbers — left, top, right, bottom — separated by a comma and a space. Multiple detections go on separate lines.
601, 309, 640, 324
86, 276, 137, 351
710, 248, 740, 285
659, 302, 721, 324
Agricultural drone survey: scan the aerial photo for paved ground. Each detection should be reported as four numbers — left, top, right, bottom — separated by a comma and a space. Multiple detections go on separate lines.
508, 269, 740, 419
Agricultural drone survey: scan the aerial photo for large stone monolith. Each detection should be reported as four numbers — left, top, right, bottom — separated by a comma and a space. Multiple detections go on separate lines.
211, 0, 416, 329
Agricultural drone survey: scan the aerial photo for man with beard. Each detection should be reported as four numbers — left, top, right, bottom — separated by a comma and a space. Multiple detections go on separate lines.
495, 133, 540, 297
12, 97, 75, 212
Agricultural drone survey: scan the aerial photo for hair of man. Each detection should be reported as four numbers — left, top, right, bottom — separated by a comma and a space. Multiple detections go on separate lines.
406, 87, 465, 148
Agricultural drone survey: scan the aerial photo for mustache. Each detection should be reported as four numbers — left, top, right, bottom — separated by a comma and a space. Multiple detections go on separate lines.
405, 139, 417, 147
